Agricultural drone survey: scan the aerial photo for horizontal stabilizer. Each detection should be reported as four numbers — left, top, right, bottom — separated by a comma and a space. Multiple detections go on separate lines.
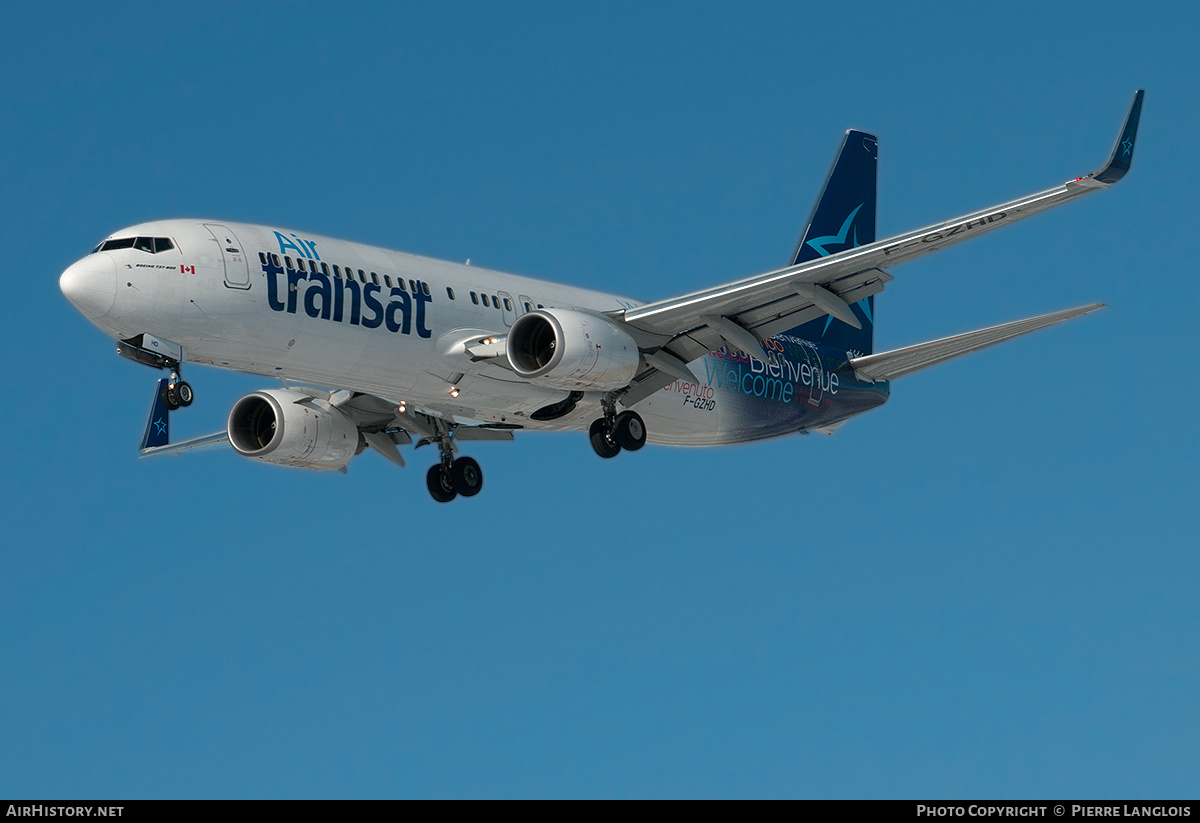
849, 304, 1104, 382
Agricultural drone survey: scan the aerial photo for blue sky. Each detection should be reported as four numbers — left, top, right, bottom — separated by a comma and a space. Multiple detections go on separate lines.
2, 1, 1197, 798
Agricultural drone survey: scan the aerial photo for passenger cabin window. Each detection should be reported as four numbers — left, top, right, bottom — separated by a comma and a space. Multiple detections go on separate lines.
523, 302, 531, 312
371, 272, 379, 286
492, 296, 499, 307
271, 254, 281, 267
285, 256, 293, 269
409, 279, 417, 293
384, 275, 392, 288
321, 262, 329, 275
333, 265, 341, 279
358, 270, 366, 283
471, 292, 479, 305
423, 281, 431, 296
503, 298, 512, 311
447, 287, 455, 300
298, 259, 307, 272
481, 294, 490, 307
259, 252, 268, 265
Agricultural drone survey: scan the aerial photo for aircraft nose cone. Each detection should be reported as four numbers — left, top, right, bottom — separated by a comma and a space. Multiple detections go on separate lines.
60, 255, 117, 319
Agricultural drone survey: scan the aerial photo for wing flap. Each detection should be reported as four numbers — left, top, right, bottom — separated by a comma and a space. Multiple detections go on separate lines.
849, 304, 1104, 382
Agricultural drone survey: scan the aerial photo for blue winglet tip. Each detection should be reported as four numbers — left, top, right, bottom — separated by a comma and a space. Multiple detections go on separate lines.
141, 379, 171, 451
1094, 89, 1144, 184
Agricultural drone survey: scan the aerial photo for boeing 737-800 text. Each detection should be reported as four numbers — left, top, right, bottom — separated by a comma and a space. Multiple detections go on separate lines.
60, 92, 1143, 501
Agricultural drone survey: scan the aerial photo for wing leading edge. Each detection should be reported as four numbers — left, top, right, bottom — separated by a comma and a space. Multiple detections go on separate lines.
615, 91, 1142, 400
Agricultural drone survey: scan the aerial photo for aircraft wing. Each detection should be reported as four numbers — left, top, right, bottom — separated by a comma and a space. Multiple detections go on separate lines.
140, 431, 230, 458
137, 379, 512, 466
615, 91, 1143, 403
848, 303, 1104, 382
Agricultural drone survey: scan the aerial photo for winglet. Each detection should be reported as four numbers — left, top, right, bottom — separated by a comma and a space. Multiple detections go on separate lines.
1093, 90, 1144, 184
141, 378, 171, 450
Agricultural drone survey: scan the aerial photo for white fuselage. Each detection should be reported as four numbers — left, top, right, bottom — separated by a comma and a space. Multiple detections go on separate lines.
62, 219, 785, 445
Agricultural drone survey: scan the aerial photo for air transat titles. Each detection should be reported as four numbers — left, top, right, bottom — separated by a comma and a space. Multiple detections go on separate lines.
261, 255, 433, 338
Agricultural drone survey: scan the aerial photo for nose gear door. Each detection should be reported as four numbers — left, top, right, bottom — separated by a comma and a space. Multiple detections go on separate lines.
204, 223, 250, 289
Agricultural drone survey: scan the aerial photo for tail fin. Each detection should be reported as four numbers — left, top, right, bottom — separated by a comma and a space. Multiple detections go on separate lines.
141, 379, 171, 450
786, 129, 878, 355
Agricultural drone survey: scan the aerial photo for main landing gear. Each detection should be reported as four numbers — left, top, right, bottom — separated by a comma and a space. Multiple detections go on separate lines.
589, 397, 646, 459
425, 430, 484, 503
160, 363, 193, 411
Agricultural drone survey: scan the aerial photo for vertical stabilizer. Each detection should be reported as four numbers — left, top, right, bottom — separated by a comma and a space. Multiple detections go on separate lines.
787, 130, 878, 355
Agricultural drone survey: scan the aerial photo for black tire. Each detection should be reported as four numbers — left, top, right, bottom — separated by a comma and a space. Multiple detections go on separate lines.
614, 411, 647, 451
426, 465, 458, 503
450, 456, 484, 497
161, 383, 180, 411
589, 418, 621, 459
175, 381, 194, 407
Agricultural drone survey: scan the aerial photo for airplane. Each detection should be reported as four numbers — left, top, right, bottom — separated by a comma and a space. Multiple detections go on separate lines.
60, 91, 1143, 502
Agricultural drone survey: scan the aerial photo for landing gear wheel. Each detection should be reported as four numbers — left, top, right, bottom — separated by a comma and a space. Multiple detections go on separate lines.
589, 418, 621, 459
614, 411, 646, 451
161, 383, 180, 411
174, 381, 194, 407
426, 465, 458, 503
450, 456, 484, 497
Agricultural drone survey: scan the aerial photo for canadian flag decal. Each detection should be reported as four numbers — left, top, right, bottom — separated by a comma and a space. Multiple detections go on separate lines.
181, 265, 195, 274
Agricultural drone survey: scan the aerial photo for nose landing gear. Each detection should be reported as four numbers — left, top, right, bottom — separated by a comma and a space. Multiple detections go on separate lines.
160, 364, 193, 411
117, 336, 194, 411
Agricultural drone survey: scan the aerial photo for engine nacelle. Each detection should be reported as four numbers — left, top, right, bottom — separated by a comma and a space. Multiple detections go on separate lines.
506, 308, 640, 391
228, 390, 359, 471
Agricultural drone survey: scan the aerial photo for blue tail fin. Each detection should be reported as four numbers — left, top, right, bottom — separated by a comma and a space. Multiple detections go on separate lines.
786, 130, 878, 356
141, 379, 171, 450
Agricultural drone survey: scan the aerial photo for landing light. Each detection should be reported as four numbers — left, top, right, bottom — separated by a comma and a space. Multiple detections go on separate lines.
449, 387, 460, 398
397, 402, 406, 413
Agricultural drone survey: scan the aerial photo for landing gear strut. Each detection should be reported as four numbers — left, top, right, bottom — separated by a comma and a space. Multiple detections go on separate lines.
160, 361, 193, 411
589, 396, 646, 458
425, 426, 485, 503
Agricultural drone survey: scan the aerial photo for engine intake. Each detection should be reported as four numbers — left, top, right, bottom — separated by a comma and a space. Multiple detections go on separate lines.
506, 308, 640, 392
228, 390, 360, 470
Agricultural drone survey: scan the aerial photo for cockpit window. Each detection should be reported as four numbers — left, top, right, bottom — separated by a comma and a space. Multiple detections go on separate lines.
96, 236, 175, 254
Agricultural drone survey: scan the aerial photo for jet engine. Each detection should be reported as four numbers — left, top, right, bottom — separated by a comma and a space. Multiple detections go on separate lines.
506, 308, 640, 392
227, 390, 360, 470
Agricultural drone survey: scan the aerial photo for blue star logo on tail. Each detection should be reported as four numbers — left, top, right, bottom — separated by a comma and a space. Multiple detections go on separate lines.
805, 203, 864, 257
1121, 136, 1133, 159
153, 418, 166, 435
804, 204, 869, 338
